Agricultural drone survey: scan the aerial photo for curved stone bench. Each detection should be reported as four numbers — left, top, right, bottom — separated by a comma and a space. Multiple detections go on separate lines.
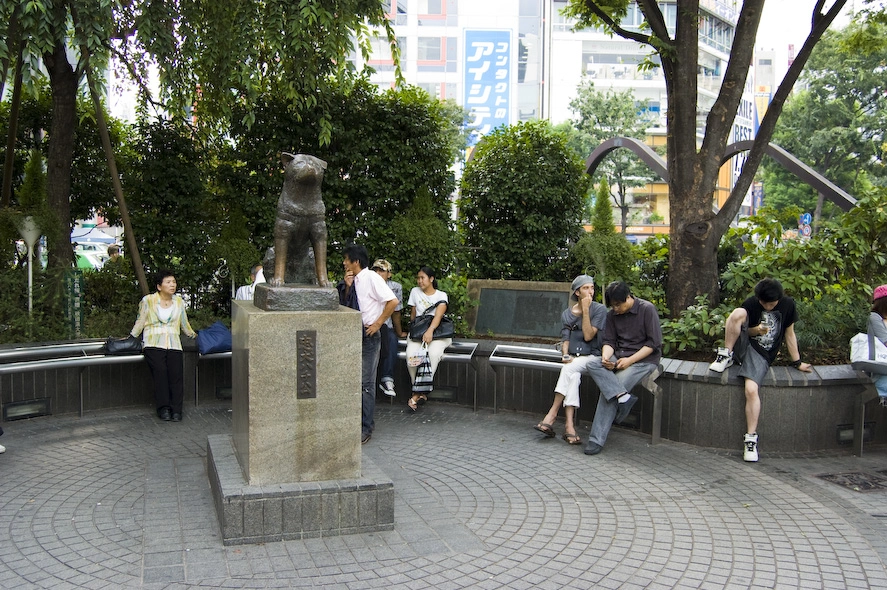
657, 359, 881, 455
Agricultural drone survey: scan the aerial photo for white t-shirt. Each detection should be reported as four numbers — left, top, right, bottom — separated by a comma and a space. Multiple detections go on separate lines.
408, 287, 448, 317
354, 267, 396, 327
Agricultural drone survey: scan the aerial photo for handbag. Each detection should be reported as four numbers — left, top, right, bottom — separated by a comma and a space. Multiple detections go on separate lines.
412, 344, 435, 394
850, 332, 887, 375
197, 321, 233, 355
104, 335, 143, 355
567, 325, 593, 356
409, 301, 455, 340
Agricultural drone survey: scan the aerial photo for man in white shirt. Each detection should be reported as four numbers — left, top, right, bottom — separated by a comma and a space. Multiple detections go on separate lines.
343, 244, 397, 444
235, 264, 265, 301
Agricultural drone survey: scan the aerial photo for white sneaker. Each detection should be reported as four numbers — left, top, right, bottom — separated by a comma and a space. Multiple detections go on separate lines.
379, 381, 396, 397
709, 347, 734, 372
0, 444, 5, 454
743, 433, 758, 462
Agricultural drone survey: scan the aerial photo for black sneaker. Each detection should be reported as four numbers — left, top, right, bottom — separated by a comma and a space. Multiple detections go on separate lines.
614, 394, 637, 424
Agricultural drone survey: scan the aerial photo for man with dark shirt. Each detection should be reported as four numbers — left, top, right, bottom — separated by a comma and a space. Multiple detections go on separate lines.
709, 278, 812, 462
583, 281, 662, 456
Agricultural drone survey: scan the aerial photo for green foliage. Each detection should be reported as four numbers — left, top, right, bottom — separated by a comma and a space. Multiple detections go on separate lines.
0, 268, 69, 344
458, 120, 590, 280
137, 0, 398, 144
761, 19, 887, 217
81, 264, 141, 337
218, 82, 463, 278
630, 234, 669, 308
660, 295, 730, 356
386, 188, 457, 276
590, 178, 615, 235
567, 82, 657, 232
128, 118, 216, 295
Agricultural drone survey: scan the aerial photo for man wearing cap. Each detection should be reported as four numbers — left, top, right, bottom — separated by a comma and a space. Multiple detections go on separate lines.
583, 281, 663, 456
708, 278, 812, 462
372, 259, 405, 397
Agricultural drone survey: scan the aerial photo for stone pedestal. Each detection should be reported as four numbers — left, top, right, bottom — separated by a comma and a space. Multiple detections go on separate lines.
208, 296, 395, 544
231, 298, 361, 484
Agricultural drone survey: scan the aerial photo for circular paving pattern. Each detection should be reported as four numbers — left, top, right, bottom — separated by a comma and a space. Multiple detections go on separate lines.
0, 404, 886, 589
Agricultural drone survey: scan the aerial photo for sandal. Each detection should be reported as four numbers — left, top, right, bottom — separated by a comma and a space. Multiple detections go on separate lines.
407, 398, 418, 412
533, 422, 556, 437
563, 432, 582, 445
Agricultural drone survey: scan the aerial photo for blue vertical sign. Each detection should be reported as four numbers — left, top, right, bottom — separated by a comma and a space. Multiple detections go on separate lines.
464, 30, 511, 140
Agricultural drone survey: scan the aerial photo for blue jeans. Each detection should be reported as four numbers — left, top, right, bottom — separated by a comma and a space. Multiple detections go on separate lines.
875, 374, 887, 398
378, 324, 398, 384
362, 332, 382, 436
587, 362, 657, 447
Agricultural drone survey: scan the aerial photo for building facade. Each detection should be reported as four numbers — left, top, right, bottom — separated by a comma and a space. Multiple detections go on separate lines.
364, 1, 753, 240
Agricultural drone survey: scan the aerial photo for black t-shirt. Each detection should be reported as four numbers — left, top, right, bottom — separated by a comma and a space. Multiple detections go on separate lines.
741, 295, 798, 364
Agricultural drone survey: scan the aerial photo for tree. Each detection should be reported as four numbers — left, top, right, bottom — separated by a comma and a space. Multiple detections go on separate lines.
569, 82, 657, 233
1, 0, 394, 279
215, 82, 465, 275
458, 120, 590, 280
760, 19, 887, 227
564, 179, 635, 288
564, 0, 848, 314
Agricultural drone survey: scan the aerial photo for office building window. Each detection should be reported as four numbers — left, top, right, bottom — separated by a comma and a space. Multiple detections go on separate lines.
418, 37, 457, 72
418, 82, 458, 100
382, 0, 407, 25
369, 37, 404, 72
419, 0, 457, 26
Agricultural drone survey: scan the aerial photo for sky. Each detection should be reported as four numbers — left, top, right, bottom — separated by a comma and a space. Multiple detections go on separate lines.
755, 0, 865, 82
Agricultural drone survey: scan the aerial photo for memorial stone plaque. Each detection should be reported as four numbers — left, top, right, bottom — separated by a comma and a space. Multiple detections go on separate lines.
473, 284, 570, 337
296, 330, 317, 399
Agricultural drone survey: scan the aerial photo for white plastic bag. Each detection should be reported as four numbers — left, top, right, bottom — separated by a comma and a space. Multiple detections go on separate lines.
850, 332, 887, 374
407, 343, 428, 368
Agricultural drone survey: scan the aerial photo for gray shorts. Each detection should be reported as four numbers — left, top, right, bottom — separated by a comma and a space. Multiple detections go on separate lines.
735, 323, 770, 385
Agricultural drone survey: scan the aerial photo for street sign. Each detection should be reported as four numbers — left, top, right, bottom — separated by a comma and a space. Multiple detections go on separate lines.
800, 212, 812, 225
800, 224, 812, 238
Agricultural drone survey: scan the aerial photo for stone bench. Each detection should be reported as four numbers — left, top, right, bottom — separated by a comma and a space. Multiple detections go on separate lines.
488, 344, 664, 443
660, 359, 882, 455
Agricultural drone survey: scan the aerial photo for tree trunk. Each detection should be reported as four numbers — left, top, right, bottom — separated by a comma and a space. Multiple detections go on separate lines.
43, 40, 78, 272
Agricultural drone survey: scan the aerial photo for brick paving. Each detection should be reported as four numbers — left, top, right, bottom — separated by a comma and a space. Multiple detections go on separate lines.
2, 401, 887, 589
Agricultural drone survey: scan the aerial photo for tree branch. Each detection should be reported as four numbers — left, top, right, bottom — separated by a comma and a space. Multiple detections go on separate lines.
579, 0, 653, 45
714, 0, 848, 231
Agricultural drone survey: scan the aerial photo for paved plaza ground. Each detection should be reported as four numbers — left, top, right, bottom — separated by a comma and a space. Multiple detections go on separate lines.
2, 401, 887, 589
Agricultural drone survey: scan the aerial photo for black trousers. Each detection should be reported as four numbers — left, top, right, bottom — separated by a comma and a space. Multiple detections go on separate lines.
143, 347, 184, 413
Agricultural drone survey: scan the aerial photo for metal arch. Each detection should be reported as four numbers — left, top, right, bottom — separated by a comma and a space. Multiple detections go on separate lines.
584, 136, 857, 212
722, 140, 857, 212
584, 137, 669, 182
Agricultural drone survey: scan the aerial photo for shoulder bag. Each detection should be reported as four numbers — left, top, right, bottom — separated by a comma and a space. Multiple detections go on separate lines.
409, 301, 455, 340
567, 325, 593, 356
104, 335, 143, 355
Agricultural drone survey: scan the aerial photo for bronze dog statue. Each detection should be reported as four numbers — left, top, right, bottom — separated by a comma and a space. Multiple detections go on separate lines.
268, 153, 330, 288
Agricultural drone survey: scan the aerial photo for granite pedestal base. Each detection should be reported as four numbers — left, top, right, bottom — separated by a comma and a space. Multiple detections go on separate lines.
208, 435, 394, 545
230, 300, 362, 485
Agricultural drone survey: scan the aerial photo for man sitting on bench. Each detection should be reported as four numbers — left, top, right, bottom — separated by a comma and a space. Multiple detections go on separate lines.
583, 281, 662, 456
